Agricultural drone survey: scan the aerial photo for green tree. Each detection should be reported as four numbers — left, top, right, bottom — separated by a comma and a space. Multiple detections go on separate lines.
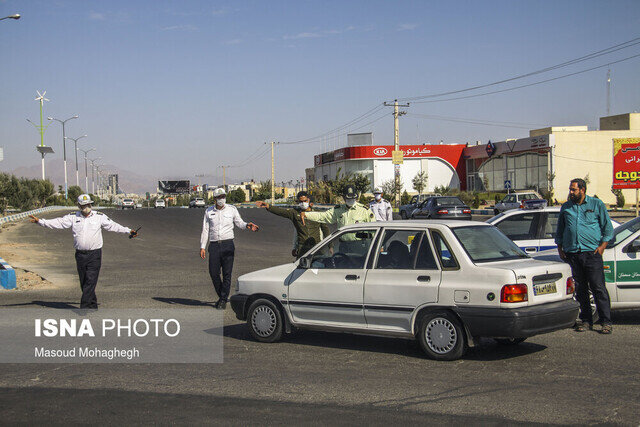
227, 188, 247, 204
67, 185, 83, 202
381, 178, 403, 203
612, 187, 625, 208
412, 171, 428, 195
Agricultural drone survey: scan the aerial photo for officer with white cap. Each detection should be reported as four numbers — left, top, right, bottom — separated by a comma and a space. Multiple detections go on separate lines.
29, 194, 138, 309
369, 187, 393, 221
200, 187, 259, 309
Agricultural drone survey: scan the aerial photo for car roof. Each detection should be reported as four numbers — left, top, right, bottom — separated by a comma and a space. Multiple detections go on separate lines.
340, 219, 489, 231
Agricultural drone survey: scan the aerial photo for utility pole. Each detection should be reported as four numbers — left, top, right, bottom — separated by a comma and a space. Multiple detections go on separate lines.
217, 166, 229, 189
270, 141, 278, 203
384, 99, 409, 207
606, 69, 611, 116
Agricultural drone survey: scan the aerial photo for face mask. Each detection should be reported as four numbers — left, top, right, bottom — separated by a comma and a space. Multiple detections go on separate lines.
345, 199, 356, 207
374, 194, 382, 201
298, 202, 309, 210
216, 198, 226, 207
81, 206, 91, 215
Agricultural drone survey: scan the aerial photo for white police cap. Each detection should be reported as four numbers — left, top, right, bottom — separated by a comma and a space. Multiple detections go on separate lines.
213, 187, 226, 197
373, 187, 383, 194
77, 194, 93, 205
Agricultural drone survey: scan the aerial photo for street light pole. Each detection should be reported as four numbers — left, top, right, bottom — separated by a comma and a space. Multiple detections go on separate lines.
79, 148, 95, 193
89, 158, 101, 195
65, 135, 87, 187
0, 14, 20, 21
48, 115, 78, 199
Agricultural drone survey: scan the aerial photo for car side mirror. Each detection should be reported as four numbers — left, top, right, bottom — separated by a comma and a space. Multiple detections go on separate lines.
624, 239, 640, 253
298, 256, 312, 269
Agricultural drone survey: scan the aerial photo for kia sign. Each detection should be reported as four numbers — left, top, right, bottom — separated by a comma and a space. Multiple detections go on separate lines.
373, 147, 388, 156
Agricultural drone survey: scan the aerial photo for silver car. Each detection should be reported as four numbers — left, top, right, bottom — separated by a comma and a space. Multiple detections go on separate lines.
231, 220, 578, 360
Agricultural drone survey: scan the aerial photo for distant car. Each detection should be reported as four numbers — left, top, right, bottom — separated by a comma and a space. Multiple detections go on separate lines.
121, 198, 135, 210
136, 203, 143, 209
231, 220, 578, 361
154, 199, 166, 209
487, 206, 621, 254
411, 196, 471, 220
533, 216, 640, 311
189, 198, 206, 208
493, 192, 544, 214
399, 193, 441, 219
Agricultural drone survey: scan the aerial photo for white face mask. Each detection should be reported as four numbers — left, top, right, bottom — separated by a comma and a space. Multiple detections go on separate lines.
298, 202, 309, 210
81, 206, 91, 215
345, 199, 356, 207
374, 194, 382, 201
216, 198, 226, 207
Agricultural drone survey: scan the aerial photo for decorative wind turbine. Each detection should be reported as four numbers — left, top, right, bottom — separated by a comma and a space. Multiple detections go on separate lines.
27, 90, 54, 179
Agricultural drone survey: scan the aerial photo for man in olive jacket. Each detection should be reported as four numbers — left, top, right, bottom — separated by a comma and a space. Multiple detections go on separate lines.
256, 191, 330, 258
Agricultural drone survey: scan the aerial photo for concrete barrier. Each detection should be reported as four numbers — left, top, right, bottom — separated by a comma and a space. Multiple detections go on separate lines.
0, 206, 72, 225
0, 257, 16, 290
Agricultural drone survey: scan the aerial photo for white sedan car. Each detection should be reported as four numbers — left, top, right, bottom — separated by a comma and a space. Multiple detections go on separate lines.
534, 216, 640, 310
487, 207, 620, 255
231, 220, 578, 360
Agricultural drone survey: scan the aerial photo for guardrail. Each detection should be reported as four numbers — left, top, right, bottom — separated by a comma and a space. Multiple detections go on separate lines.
0, 206, 73, 225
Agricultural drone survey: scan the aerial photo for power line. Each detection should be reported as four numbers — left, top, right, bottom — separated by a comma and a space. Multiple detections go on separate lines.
410, 52, 640, 104
407, 113, 545, 129
399, 36, 640, 102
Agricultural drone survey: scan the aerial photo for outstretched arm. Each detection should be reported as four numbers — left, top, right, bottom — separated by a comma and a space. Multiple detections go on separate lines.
100, 215, 132, 234
32, 214, 74, 229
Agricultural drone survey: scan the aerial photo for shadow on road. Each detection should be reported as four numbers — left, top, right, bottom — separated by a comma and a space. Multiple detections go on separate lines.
611, 309, 640, 325
221, 324, 546, 361
152, 297, 216, 308
0, 300, 78, 309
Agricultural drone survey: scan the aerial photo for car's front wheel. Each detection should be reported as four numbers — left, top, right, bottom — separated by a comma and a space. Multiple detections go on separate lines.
247, 299, 283, 343
417, 311, 466, 360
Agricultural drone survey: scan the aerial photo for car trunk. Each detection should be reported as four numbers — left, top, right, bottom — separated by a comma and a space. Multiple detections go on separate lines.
483, 259, 572, 306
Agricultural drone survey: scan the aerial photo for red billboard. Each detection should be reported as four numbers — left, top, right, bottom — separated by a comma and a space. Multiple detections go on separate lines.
613, 138, 640, 189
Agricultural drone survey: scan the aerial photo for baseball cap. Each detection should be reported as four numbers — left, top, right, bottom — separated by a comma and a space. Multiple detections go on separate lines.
77, 194, 93, 205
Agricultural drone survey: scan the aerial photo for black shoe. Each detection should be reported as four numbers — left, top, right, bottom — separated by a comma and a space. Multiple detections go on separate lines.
217, 300, 227, 310
574, 320, 592, 332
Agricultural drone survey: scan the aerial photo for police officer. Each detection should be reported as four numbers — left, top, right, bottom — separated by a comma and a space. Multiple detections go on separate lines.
200, 187, 259, 309
300, 185, 374, 253
29, 194, 138, 309
369, 187, 393, 221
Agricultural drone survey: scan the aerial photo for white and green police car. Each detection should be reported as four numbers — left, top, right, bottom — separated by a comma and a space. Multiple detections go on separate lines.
231, 220, 578, 361
534, 216, 640, 310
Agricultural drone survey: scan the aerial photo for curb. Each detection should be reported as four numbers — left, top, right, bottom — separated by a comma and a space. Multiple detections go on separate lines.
0, 206, 72, 225
0, 257, 16, 290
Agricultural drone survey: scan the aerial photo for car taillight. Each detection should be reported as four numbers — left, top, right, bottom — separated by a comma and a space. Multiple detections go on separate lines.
566, 277, 575, 295
500, 284, 528, 303
463, 209, 471, 214
519, 204, 524, 209
437, 209, 448, 214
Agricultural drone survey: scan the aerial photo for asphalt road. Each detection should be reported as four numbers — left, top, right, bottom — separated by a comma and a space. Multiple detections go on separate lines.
1, 207, 639, 425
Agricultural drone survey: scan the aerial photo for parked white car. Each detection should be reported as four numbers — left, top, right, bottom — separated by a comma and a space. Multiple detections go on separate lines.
154, 199, 166, 209
189, 198, 206, 208
493, 192, 544, 214
534, 216, 640, 310
231, 220, 578, 360
487, 207, 620, 254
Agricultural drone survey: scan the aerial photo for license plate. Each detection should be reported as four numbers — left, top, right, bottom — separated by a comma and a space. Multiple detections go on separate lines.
533, 282, 557, 296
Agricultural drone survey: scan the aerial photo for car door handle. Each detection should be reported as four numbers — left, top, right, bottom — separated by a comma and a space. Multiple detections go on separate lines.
524, 247, 537, 253
345, 274, 359, 281
417, 275, 431, 282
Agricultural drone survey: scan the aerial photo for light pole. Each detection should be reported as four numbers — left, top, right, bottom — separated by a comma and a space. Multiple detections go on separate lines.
65, 135, 87, 187
78, 148, 95, 193
48, 115, 78, 199
0, 14, 20, 21
27, 91, 54, 180
89, 157, 101, 195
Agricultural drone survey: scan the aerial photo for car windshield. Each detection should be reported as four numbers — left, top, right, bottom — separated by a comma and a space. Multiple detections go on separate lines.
608, 217, 640, 248
452, 225, 528, 263
435, 197, 464, 206
124, 199, 133, 202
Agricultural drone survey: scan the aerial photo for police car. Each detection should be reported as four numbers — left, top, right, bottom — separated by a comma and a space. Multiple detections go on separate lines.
486, 207, 620, 255
534, 216, 640, 310
230, 220, 578, 360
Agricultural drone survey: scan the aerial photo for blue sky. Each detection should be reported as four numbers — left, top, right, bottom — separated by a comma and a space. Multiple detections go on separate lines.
1, 0, 639, 189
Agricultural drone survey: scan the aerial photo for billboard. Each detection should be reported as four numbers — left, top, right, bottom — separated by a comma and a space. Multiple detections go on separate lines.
613, 138, 640, 189
158, 180, 191, 194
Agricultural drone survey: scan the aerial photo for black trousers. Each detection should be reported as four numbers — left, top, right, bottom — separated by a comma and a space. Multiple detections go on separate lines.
208, 240, 235, 302
566, 251, 611, 325
75, 248, 102, 309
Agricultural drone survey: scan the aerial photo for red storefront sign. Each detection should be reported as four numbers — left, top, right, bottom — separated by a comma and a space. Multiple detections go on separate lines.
613, 138, 640, 189
319, 145, 465, 165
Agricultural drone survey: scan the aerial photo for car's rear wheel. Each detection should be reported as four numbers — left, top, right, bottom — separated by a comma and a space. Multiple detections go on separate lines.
247, 299, 283, 343
493, 337, 526, 345
400, 211, 407, 219
417, 311, 466, 360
